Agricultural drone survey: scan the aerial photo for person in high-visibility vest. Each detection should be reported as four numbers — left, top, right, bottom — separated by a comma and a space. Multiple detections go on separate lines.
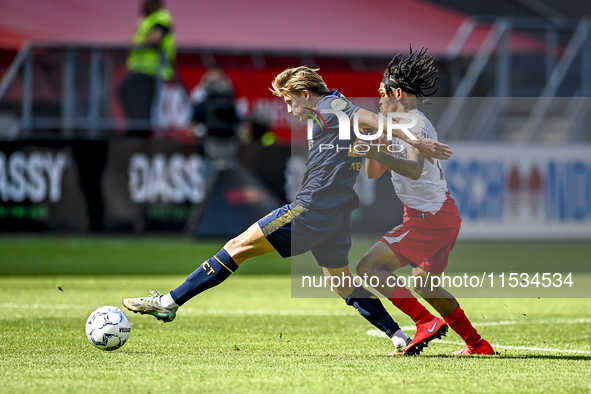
119, 0, 177, 138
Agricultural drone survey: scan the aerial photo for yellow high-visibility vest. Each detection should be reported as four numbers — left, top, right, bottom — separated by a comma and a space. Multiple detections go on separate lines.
126, 8, 176, 80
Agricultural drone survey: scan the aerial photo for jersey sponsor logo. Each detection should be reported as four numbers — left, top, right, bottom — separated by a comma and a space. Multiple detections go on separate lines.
349, 162, 362, 172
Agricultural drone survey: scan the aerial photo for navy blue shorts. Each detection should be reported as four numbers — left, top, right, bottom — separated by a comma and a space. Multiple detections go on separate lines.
257, 202, 352, 269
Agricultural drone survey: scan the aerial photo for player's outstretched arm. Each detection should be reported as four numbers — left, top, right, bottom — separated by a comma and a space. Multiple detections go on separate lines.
356, 109, 452, 163
354, 140, 424, 180
409, 137, 451, 164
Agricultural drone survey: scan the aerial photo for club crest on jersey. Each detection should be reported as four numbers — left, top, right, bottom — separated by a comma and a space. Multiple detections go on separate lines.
329, 98, 347, 110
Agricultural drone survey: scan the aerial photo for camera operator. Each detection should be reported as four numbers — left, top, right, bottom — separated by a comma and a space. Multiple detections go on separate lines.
189, 68, 239, 163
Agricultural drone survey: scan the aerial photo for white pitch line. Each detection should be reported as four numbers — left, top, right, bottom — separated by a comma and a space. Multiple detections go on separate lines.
392, 317, 591, 332
4, 304, 591, 323
183, 307, 353, 316
435, 340, 591, 355
366, 329, 591, 354
0, 304, 353, 316
4, 303, 591, 354
0, 303, 90, 310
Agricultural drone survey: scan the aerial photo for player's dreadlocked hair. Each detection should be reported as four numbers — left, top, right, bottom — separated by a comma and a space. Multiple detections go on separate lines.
383, 45, 439, 103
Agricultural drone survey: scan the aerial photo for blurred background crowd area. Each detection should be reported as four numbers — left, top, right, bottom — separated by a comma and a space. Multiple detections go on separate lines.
0, 0, 590, 239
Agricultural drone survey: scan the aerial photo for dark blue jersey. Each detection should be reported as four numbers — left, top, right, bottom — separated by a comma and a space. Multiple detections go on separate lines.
295, 90, 362, 211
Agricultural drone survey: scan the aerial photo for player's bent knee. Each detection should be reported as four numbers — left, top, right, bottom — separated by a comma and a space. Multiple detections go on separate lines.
355, 263, 366, 277
223, 236, 243, 255
224, 223, 262, 253
413, 282, 433, 297
222, 224, 273, 265
356, 255, 374, 277
223, 233, 254, 263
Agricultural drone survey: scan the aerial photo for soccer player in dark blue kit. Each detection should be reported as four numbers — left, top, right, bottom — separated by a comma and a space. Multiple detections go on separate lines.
123, 66, 452, 353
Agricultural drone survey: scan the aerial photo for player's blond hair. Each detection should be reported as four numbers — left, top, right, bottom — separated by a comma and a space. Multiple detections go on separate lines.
270, 66, 330, 97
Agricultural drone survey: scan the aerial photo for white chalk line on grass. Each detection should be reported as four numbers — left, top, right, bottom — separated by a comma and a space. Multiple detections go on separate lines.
0, 303, 89, 310
4, 303, 591, 354
368, 329, 591, 354
367, 322, 591, 355
394, 317, 591, 332
0, 303, 353, 316
183, 307, 352, 316
4, 304, 591, 323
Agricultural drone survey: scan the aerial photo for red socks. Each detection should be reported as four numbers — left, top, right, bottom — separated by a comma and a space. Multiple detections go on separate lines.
389, 286, 435, 324
390, 286, 483, 348
442, 305, 482, 348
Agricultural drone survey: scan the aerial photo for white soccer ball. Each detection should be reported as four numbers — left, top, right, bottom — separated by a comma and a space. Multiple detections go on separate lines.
85, 306, 131, 351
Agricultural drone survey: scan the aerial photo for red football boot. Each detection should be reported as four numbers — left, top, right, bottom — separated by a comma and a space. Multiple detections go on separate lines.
403, 317, 448, 356
452, 339, 496, 355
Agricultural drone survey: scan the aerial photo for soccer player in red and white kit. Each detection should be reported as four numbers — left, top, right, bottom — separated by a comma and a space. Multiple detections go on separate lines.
355, 46, 495, 356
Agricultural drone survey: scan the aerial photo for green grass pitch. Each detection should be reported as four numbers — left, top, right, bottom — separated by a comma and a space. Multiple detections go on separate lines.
1, 236, 590, 393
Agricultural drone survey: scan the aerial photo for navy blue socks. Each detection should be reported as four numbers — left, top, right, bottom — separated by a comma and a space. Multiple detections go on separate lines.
170, 248, 239, 306
346, 286, 400, 338
169, 249, 400, 342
